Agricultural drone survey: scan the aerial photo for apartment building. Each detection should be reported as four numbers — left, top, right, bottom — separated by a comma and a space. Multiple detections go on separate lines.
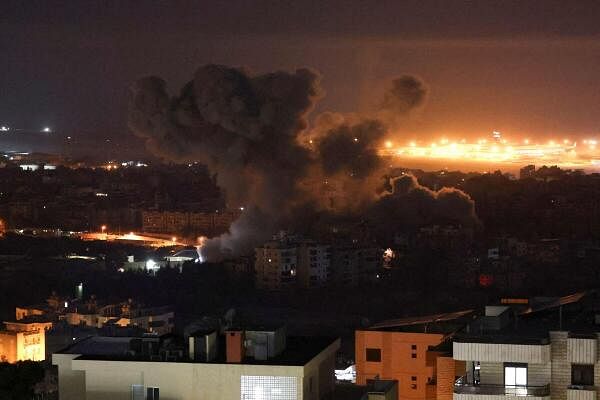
255, 232, 331, 290
142, 209, 240, 236
53, 326, 340, 400
329, 245, 380, 287
356, 311, 472, 400
453, 292, 599, 400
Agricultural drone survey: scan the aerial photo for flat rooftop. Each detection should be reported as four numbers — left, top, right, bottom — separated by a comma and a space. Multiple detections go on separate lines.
58, 335, 339, 366
367, 310, 475, 334
455, 291, 600, 344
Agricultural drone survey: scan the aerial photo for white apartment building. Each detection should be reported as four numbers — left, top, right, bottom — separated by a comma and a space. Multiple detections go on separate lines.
453, 293, 600, 400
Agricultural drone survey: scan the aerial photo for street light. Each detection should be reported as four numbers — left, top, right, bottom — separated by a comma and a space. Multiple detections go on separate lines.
101, 225, 107, 239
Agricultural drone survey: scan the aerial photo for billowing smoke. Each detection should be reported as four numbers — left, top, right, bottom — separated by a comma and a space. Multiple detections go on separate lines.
129, 65, 322, 257
317, 119, 386, 179
378, 75, 428, 126
129, 64, 476, 260
368, 174, 479, 240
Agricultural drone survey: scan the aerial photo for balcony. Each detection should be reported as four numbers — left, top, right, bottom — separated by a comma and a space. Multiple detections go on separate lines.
454, 378, 550, 400
567, 387, 597, 400
453, 340, 550, 363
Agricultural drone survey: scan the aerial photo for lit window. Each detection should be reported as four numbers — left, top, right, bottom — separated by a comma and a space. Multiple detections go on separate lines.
504, 363, 527, 386
241, 376, 297, 400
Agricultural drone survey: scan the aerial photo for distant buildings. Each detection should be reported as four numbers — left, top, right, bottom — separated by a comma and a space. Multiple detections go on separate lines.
63, 298, 174, 335
142, 209, 239, 236
329, 244, 380, 287
254, 232, 330, 290
254, 232, 381, 290
520, 164, 536, 179
17, 294, 175, 336
53, 326, 340, 400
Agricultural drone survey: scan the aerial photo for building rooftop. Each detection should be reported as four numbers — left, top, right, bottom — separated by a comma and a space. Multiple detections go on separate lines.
6, 315, 53, 324
455, 291, 600, 344
169, 249, 199, 259
57, 335, 339, 367
367, 310, 475, 334
59, 336, 135, 356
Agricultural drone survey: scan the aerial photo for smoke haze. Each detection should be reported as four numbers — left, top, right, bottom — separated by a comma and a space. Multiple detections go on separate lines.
129, 64, 477, 259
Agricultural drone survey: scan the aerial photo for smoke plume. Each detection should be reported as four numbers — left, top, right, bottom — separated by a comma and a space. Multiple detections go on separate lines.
378, 75, 428, 127
129, 64, 476, 260
129, 65, 323, 257
368, 174, 479, 240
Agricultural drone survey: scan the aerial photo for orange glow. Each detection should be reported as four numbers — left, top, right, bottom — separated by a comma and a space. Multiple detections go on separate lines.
379, 134, 600, 169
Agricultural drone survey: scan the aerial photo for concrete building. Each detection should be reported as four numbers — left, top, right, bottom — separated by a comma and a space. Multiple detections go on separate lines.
62, 298, 174, 335
329, 245, 380, 287
0, 320, 46, 362
356, 311, 472, 400
255, 232, 331, 290
142, 209, 240, 236
453, 292, 600, 400
53, 327, 340, 400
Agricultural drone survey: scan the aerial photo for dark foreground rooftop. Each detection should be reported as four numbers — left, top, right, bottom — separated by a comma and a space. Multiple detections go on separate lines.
58, 335, 339, 366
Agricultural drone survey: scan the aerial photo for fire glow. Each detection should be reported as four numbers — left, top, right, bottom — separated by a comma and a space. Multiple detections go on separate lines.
379, 134, 600, 168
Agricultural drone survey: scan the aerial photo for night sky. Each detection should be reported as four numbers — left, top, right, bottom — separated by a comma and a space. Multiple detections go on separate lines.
2, 0, 600, 151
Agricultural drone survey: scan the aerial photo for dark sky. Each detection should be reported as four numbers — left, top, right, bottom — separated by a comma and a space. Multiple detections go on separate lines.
2, 0, 600, 148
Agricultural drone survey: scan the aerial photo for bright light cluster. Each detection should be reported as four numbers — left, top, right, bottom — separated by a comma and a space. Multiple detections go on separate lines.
379, 135, 600, 168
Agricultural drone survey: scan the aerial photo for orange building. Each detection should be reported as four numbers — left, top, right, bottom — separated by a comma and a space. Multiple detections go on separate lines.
355, 311, 470, 400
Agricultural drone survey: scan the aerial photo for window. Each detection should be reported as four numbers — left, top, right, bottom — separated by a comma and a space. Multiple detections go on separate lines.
147, 387, 159, 400
572, 365, 594, 386
411, 345, 417, 350
411, 353, 417, 358
241, 376, 297, 400
504, 363, 527, 386
366, 348, 381, 362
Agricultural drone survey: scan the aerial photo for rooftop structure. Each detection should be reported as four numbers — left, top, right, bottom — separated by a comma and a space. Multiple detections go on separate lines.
453, 291, 600, 400
53, 325, 340, 400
